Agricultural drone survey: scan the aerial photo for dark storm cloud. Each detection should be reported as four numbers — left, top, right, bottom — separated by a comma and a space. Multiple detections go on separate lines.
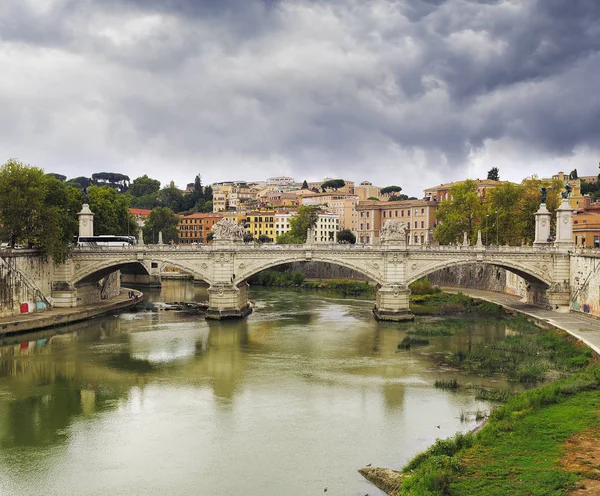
0, 0, 599, 192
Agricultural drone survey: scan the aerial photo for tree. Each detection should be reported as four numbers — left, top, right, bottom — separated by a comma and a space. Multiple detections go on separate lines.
46, 173, 66, 182
258, 234, 272, 243
0, 159, 82, 263
142, 207, 180, 244
199, 200, 213, 213
277, 206, 319, 243
129, 175, 161, 197
487, 167, 500, 181
157, 184, 184, 211
39, 178, 83, 263
66, 176, 92, 191
434, 180, 485, 245
87, 185, 136, 236
381, 185, 402, 195
243, 232, 254, 243
367, 197, 380, 201
485, 183, 523, 246
321, 179, 345, 191
91, 172, 130, 192
389, 194, 409, 201
194, 174, 202, 193
0, 159, 47, 248
337, 229, 356, 244
301, 180, 309, 189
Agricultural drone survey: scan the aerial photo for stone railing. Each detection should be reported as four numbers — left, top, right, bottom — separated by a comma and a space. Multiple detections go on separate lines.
71, 243, 570, 255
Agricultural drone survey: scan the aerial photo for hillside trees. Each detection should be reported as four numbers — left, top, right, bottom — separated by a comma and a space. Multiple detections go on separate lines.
321, 179, 345, 192
381, 185, 402, 195
92, 172, 130, 192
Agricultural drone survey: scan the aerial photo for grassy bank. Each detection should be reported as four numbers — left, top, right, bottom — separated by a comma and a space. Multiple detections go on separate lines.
396, 364, 600, 495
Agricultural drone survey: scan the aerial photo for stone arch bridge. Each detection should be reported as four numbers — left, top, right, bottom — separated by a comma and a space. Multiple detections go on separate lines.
51, 240, 571, 320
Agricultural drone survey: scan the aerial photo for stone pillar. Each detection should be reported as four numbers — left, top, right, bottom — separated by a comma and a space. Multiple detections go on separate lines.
78, 204, 94, 237
158, 231, 163, 245
206, 283, 253, 320
533, 203, 551, 246
373, 285, 414, 321
554, 199, 574, 248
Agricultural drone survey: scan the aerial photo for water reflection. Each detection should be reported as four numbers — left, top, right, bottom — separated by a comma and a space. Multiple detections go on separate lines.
0, 284, 513, 496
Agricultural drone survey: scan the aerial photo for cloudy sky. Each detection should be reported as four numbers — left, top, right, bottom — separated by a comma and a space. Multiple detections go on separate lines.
1, 0, 599, 196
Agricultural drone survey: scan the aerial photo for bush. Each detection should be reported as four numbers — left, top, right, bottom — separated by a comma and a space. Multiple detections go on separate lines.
409, 277, 441, 295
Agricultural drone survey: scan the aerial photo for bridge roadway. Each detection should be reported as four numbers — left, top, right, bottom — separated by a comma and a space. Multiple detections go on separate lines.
57, 241, 572, 320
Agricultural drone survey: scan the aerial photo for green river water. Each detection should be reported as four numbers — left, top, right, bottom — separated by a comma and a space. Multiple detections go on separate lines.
0, 282, 516, 496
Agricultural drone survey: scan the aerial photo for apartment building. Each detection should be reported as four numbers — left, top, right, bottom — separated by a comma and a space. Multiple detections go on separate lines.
354, 180, 383, 201
355, 199, 437, 245
247, 211, 277, 240
275, 212, 339, 243
212, 181, 254, 212
299, 192, 358, 230
178, 213, 223, 244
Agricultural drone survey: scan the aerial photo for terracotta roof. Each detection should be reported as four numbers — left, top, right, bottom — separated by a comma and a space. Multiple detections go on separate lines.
181, 213, 223, 219
129, 208, 152, 215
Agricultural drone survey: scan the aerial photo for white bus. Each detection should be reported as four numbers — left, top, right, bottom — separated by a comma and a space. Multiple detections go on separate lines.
77, 235, 137, 247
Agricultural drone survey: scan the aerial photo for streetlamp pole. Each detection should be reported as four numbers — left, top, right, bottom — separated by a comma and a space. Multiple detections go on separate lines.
496, 210, 499, 245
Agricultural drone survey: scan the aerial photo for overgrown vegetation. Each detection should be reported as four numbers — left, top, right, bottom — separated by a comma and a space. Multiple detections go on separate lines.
447, 326, 594, 383
250, 269, 305, 287
388, 312, 600, 496
301, 279, 373, 295
434, 378, 459, 389
410, 291, 505, 316
396, 365, 600, 495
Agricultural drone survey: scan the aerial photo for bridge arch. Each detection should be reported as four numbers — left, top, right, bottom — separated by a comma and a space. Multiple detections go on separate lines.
406, 258, 552, 288
233, 253, 385, 286
72, 256, 211, 286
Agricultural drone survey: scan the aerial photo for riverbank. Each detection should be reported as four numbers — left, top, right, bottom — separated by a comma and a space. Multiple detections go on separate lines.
363, 288, 600, 496
0, 288, 143, 337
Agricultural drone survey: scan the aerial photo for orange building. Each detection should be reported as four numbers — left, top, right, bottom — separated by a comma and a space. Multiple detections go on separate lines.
178, 213, 223, 244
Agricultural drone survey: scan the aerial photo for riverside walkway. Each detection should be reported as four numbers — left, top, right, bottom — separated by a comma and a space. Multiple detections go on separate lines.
0, 289, 142, 337
444, 287, 600, 354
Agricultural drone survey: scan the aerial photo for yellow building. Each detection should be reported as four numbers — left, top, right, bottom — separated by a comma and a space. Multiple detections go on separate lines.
246, 211, 277, 240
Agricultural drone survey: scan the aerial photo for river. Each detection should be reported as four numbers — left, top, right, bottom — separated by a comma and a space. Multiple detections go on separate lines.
0, 281, 514, 496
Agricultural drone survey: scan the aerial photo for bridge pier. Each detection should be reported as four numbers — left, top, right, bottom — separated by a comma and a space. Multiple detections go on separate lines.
373, 284, 414, 321
206, 282, 253, 320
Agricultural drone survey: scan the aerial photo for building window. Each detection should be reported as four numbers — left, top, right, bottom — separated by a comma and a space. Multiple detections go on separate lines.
421, 221, 424, 228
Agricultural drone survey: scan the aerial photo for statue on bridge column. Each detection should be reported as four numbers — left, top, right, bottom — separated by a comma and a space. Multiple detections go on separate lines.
211, 218, 246, 244
380, 220, 407, 247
